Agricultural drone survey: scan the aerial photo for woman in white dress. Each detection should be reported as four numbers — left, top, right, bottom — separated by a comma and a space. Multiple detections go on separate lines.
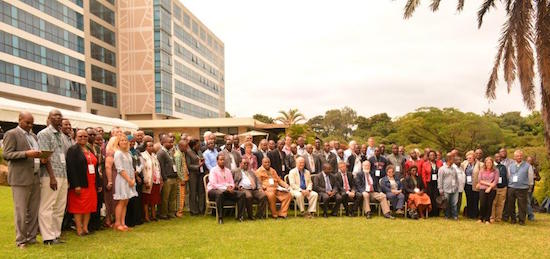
113, 134, 138, 231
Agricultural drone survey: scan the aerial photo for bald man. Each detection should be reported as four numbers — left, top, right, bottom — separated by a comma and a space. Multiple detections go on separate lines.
37, 109, 71, 245
3, 112, 42, 248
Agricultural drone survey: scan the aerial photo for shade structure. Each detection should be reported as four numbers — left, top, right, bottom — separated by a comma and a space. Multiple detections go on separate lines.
212, 131, 226, 137
0, 97, 138, 132
238, 130, 269, 137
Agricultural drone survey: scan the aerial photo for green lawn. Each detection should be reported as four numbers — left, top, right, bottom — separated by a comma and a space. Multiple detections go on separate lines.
0, 186, 549, 258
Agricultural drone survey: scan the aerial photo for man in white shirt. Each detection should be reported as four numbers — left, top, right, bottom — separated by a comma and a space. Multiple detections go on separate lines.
343, 140, 357, 161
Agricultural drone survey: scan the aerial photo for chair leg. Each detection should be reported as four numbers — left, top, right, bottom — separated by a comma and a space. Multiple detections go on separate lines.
215, 207, 218, 221
294, 201, 297, 217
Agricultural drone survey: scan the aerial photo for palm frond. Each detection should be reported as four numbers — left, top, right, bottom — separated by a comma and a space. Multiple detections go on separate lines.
503, 34, 516, 92
457, 0, 465, 12
512, 0, 536, 110
505, 0, 513, 12
430, 0, 441, 11
536, 0, 550, 98
486, 20, 512, 99
477, 0, 497, 28
404, 0, 421, 19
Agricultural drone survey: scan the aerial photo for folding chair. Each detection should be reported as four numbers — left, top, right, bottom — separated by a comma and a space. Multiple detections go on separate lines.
203, 174, 238, 221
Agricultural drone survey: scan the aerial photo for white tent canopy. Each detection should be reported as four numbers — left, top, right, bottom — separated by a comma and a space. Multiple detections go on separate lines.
0, 97, 138, 132
238, 130, 269, 137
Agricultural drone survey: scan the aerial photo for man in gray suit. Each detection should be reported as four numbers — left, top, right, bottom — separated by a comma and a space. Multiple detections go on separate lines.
303, 144, 321, 174
232, 159, 267, 219
220, 139, 241, 171
3, 112, 42, 248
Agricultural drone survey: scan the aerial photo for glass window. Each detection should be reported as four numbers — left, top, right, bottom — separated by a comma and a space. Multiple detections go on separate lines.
174, 98, 218, 118
91, 65, 116, 87
90, 0, 115, 25
92, 87, 117, 107
183, 12, 190, 28
90, 42, 116, 67
90, 20, 116, 46
192, 21, 198, 35
20, 0, 84, 30
173, 4, 181, 21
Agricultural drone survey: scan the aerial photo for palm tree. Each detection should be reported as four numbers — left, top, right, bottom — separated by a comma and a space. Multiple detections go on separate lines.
403, 0, 550, 156
276, 109, 306, 125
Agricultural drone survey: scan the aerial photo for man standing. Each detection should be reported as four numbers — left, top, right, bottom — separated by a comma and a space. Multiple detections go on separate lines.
157, 136, 178, 219
335, 162, 362, 216
85, 127, 103, 231
267, 140, 287, 178
355, 161, 393, 219
320, 142, 338, 172
405, 150, 423, 175
255, 157, 292, 219
133, 130, 145, 149
233, 160, 267, 220
288, 157, 318, 218
438, 153, 460, 220
207, 154, 245, 224
285, 144, 298, 172
296, 136, 306, 156
313, 163, 342, 217
4, 112, 42, 248
254, 139, 269, 164
313, 139, 322, 156
203, 139, 219, 172
303, 144, 321, 174
268, 140, 276, 152
366, 137, 376, 159
343, 140, 357, 161
491, 153, 508, 223
368, 147, 389, 190
386, 144, 406, 179
186, 139, 206, 216
174, 139, 190, 217
240, 134, 258, 153
346, 147, 363, 175
506, 150, 534, 225
221, 139, 242, 171
37, 110, 71, 245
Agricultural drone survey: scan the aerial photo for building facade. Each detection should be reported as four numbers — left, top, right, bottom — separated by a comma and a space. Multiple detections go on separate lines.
0, 0, 225, 119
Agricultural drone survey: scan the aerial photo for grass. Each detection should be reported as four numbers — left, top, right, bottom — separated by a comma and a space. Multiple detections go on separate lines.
0, 186, 549, 258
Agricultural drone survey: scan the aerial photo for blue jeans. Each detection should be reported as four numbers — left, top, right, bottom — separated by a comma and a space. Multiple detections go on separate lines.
444, 192, 459, 219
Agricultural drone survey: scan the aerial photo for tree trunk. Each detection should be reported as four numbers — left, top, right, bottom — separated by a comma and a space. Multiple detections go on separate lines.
541, 83, 550, 157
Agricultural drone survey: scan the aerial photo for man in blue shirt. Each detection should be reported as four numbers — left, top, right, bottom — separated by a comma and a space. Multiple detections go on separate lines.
203, 140, 218, 172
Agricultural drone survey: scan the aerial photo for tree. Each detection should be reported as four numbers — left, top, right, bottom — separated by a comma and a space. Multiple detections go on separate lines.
275, 109, 306, 125
282, 124, 316, 144
253, 114, 274, 124
403, 0, 550, 156
225, 112, 232, 118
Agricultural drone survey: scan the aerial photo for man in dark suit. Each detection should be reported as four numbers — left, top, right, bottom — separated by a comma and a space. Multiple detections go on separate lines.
303, 144, 321, 174
186, 139, 206, 215
232, 159, 267, 219
267, 140, 286, 178
319, 142, 338, 172
157, 136, 178, 219
347, 147, 365, 174
220, 139, 242, 171
334, 161, 362, 216
369, 147, 389, 191
253, 139, 269, 165
3, 112, 42, 248
284, 144, 297, 173
313, 163, 342, 217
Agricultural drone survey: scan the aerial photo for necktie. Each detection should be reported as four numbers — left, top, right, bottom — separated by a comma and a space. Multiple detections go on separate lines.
366, 174, 372, 192
325, 174, 332, 192
343, 173, 350, 192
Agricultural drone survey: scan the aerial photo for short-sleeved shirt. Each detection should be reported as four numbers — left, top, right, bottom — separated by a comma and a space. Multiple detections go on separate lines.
37, 125, 71, 178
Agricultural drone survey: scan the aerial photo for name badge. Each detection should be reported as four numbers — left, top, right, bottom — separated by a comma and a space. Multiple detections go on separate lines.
34, 158, 40, 172
173, 165, 177, 172
282, 164, 286, 171
466, 175, 472, 184
451, 179, 456, 186
268, 178, 274, 185
395, 166, 400, 172
375, 170, 381, 177
512, 175, 518, 183
200, 166, 204, 173
59, 153, 66, 164
88, 164, 95, 174
431, 174, 437, 181
498, 177, 502, 184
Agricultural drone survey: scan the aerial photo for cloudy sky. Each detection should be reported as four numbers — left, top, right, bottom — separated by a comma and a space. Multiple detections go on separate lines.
183, 0, 541, 119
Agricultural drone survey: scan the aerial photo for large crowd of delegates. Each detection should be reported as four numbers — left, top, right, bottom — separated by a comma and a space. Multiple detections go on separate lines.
3, 110, 542, 249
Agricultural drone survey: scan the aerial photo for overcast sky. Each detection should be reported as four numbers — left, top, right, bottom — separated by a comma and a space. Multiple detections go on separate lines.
183, 0, 541, 119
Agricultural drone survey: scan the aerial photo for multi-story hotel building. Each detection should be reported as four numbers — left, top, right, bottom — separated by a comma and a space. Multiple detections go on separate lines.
0, 0, 225, 119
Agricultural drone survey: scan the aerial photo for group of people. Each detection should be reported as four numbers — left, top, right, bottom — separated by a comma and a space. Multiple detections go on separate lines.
2, 110, 541, 248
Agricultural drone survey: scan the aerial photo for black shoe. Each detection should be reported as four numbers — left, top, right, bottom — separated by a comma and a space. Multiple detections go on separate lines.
511, 219, 517, 225
365, 212, 372, 219
330, 212, 338, 217
323, 212, 328, 218
43, 239, 62, 245
218, 218, 224, 224
55, 237, 66, 243
238, 217, 245, 222
384, 213, 395, 220
519, 221, 526, 226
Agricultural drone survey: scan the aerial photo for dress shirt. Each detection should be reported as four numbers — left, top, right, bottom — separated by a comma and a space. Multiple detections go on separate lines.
207, 166, 234, 191
203, 148, 219, 171
239, 170, 254, 190
366, 146, 375, 159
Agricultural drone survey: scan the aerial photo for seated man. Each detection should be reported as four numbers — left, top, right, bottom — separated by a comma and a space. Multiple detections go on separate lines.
207, 154, 245, 224
232, 159, 267, 220
255, 157, 292, 219
355, 161, 394, 219
335, 161, 363, 216
313, 163, 342, 217
288, 157, 318, 218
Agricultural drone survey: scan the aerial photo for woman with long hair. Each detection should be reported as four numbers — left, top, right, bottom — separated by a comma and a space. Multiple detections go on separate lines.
113, 134, 138, 231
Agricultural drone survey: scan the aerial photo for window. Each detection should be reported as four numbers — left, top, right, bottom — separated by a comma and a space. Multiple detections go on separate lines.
90, 42, 116, 67
173, 4, 181, 21
0, 31, 85, 77
91, 65, 116, 87
90, 20, 116, 46
20, 0, 84, 30
183, 12, 190, 28
174, 98, 218, 118
90, 0, 115, 25
173, 61, 219, 95
192, 21, 198, 35
0, 60, 86, 100
174, 80, 219, 108
92, 87, 117, 107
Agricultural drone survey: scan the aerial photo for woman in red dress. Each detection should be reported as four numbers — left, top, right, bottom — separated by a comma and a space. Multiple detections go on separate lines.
66, 130, 100, 236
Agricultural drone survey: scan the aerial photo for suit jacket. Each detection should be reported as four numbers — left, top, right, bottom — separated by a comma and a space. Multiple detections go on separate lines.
355, 170, 379, 193
3, 127, 39, 186
319, 151, 338, 172
285, 154, 296, 175
267, 149, 286, 178
313, 172, 339, 194
460, 160, 483, 192
380, 176, 403, 194
346, 154, 365, 173
220, 149, 242, 170
334, 170, 357, 193
402, 175, 425, 195
66, 144, 100, 189
186, 149, 205, 176
303, 152, 322, 174
288, 168, 313, 191
232, 168, 260, 190
157, 148, 176, 181
253, 150, 269, 166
